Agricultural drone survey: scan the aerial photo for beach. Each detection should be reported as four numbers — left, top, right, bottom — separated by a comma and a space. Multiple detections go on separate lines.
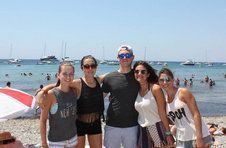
0, 116, 226, 147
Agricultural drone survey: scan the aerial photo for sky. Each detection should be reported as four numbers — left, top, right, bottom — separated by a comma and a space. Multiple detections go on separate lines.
0, 0, 226, 62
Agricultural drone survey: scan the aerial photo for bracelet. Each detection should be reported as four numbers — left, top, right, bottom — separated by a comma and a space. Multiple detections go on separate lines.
165, 131, 172, 136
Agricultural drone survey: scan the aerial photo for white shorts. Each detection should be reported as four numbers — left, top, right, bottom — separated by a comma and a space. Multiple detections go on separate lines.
48, 135, 78, 148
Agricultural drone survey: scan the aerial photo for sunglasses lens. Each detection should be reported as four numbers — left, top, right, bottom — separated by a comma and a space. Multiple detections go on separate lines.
118, 53, 133, 59
135, 70, 147, 75
83, 64, 97, 69
91, 64, 97, 69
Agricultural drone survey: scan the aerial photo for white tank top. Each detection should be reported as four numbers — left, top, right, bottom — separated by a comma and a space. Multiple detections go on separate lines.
166, 88, 210, 141
135, 90, 161, 127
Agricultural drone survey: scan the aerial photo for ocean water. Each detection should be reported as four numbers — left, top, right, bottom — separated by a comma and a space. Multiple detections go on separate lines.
0, 59, 226, 116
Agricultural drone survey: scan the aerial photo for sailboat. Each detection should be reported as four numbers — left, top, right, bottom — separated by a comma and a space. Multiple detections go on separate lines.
99, 47, 107, 64
204, 49, 213, 67
7, 44, 22, 65
61, 42, 74, 64
38, 43, 58, 64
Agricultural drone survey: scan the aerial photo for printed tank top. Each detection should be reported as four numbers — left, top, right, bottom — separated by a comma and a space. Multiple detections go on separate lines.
48, 88, 77, 142
166, 88, 210, 141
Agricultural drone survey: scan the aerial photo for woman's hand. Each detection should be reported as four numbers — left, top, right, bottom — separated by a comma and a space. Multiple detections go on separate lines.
166, 135, 175, 147
35, 90, 46, 109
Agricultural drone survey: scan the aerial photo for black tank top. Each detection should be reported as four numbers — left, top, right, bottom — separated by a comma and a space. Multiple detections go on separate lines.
77, 78, 104, 115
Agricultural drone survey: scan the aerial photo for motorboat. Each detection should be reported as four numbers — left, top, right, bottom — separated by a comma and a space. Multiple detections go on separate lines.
38, 55, 58, 64
181, 59, 195, 66
40, 55, 58, 61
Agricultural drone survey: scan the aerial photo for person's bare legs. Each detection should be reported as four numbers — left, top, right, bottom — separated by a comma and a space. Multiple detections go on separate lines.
76, 136, 86, 148
88, 133, 102, 148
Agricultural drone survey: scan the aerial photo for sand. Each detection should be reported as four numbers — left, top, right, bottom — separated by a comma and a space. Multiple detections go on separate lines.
0, 116, 226, 147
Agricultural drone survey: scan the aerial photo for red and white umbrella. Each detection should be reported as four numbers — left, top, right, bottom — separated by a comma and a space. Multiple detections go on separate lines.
0, 88, 36, 121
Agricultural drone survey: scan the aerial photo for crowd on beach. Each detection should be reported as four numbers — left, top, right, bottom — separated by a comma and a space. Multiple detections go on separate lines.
1, 44, 225, 148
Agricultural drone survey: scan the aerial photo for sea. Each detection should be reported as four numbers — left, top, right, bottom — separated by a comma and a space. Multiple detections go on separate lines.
0, 59, 226, 116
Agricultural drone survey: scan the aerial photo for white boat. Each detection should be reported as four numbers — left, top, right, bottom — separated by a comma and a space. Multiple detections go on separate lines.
163, 62, 168, 67
99, 60, 107, 64
61, 57, 75, 64
107, 60, 119, 65
156, 61, 163, 65
8, 58, 22, 64
222, 63, 226, 66
181, 59, 195, 66
207, 62, 213, 67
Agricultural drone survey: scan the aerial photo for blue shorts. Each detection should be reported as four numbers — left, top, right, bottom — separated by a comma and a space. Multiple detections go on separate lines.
48, 135, 78, 148
104, 125, 138, 148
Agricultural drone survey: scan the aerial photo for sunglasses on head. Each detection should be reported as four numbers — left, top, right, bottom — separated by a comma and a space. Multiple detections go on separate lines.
159, 77, 171, 83
83, 64, 97, 69
134, 69, 147, 75
118, 53, 133, 59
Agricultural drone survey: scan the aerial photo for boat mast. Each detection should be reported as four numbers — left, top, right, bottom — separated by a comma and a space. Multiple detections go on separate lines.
43, 42, 46, 57
144, 47, 147, 61
9, 43, 13, 59
102, 46, 105, 61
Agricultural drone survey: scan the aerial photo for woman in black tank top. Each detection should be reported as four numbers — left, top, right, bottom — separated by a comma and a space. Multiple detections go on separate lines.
74, 55, 105, 148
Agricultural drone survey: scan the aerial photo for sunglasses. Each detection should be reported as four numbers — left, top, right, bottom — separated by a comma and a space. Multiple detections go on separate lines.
118, 53, 133, 59
159, 77, 171, 83
134, 69, 147, 75
83, 64, 97, 69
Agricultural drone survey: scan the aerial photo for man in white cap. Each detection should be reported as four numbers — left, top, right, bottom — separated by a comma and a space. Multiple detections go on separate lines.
102, 45, 139, 148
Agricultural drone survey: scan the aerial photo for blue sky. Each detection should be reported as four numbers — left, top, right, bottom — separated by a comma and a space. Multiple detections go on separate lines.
0, 0, 226, 62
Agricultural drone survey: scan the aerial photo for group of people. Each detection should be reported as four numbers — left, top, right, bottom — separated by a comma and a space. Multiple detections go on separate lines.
36, 45, 213, 148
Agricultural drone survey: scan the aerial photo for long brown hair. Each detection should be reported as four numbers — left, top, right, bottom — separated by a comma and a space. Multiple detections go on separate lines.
133, 60, 158, 84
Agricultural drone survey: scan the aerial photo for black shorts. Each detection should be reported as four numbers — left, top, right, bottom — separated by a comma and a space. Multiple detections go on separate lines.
76, 119, 102, 136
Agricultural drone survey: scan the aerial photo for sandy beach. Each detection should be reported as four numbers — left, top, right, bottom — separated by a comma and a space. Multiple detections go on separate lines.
0, 116, 226, 147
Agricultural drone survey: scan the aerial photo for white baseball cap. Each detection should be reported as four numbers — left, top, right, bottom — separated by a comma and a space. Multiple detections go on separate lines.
117, 45, 133, 54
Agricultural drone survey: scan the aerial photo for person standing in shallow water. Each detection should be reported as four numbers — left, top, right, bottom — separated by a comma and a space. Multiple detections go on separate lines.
158, 68, 213, 148
133, 61, 174, 147
102, 45, 139, 148
39, 62, 78, 148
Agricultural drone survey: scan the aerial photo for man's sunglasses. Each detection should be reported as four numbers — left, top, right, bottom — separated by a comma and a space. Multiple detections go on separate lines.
134, 69, 147, 75
118, 53, 133, 59
83, 64, 97, 69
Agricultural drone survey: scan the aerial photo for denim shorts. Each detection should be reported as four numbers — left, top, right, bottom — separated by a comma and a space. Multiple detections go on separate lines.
176, 135, 213, 148
48, 135, 78, 148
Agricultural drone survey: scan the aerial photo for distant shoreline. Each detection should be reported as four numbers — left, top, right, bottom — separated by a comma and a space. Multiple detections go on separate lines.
1, 59, 226, 63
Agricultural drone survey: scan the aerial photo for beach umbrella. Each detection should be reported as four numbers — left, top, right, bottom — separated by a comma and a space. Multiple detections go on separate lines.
0, 88, 36, 121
